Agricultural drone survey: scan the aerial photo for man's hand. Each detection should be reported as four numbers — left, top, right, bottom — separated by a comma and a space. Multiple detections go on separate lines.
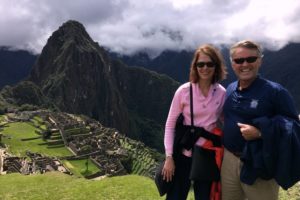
237, 123, 261, 141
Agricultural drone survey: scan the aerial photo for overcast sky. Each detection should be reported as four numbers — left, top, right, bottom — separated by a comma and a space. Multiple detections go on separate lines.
1, 0, 300, 56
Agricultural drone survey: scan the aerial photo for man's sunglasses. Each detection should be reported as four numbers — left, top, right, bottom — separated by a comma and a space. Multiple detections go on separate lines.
232, 56, 258, 64
195, 62, 215, 68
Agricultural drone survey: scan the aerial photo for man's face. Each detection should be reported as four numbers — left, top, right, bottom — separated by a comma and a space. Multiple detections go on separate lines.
231, 47, 261, 84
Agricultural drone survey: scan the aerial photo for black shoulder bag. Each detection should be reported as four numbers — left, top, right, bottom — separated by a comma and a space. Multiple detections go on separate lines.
189, 146, 220, 181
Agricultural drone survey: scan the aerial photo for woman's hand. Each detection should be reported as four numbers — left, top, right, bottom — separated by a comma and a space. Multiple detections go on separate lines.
162, 156, 175, 182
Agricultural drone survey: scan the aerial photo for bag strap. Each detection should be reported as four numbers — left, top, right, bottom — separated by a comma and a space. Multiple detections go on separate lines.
189, 82, 195, 131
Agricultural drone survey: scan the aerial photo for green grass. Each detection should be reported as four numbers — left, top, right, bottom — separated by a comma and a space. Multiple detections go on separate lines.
279, 184, 300, 200
0, 114, 7, 126
30, 116, 47, 130
64, 127, 90, 135
30, 119, 41, 127
0, 172, 166, 200
63, 159, 100, 177
1, 122, 72, 157
39, 124, 47, 130
0, 172, 298, 200
0, 115, 5, 121
33, 116, 43, 123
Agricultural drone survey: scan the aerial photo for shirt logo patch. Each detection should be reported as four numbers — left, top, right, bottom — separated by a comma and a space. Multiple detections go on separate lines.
250, 99, 258, 108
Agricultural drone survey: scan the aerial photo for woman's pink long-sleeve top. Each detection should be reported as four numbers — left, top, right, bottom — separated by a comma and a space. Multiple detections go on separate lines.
164, 82, 226, 157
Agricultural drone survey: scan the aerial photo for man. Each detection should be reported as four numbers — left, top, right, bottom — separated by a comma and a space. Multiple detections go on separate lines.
221, 40, 300, 200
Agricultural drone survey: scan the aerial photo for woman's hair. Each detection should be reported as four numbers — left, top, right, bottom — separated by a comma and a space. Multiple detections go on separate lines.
189, 44, 227, 84
230, 40, 263, 58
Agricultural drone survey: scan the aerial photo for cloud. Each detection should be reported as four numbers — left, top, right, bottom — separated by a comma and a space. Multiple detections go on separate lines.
1, 0, 300, 56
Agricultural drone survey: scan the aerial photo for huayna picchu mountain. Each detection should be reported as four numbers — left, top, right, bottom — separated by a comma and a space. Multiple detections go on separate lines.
1, 20, 179, 151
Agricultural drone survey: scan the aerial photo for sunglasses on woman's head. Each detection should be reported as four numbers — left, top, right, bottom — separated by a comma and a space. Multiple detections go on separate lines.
232, 56, 258, 64
195, 62, 215, 68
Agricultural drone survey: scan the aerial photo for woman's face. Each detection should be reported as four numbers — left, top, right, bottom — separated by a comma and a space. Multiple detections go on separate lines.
195, 53, 215, 83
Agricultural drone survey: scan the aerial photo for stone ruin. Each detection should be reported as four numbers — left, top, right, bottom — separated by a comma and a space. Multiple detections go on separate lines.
0, 149, 71, 175
0, 110, 160, 179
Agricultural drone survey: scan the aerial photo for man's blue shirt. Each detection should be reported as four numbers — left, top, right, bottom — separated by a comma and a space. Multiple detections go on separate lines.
223, 76, 298, 152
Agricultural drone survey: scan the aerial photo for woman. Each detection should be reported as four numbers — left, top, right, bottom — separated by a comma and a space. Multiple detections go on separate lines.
162, 44, 227, 200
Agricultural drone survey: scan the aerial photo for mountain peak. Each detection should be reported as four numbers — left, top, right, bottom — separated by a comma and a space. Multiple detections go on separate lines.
61, 20, 84, 29
51, 20, 93, 47
29, 20, 103, 85
58, 20, 89, 36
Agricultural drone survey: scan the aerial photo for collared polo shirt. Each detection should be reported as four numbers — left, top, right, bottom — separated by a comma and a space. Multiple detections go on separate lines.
164, 82, 226, 156
223, 76, 298, 153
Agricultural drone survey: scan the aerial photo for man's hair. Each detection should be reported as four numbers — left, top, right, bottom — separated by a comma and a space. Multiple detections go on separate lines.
230, 40, 263, 58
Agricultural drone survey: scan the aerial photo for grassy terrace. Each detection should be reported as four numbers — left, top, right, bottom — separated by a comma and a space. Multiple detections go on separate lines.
1, 122, 71, 157
30, 116, 47, 130
0, 115, 100, 177
119, 138, 160, 177
64, 159, 100, 177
